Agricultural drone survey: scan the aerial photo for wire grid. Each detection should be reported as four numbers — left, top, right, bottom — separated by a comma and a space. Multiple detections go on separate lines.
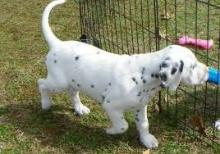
79, 0, 220, 146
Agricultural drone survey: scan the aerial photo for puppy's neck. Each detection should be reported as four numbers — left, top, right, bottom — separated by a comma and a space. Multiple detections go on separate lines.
129, 53, 163, 90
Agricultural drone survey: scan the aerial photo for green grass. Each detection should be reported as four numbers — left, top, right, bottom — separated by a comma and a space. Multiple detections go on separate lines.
0, 0, 220, 153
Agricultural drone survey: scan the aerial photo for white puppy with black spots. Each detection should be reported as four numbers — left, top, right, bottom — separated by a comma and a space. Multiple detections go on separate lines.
38, 0, 208, 149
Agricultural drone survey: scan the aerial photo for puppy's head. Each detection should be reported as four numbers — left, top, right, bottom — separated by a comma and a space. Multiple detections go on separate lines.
158, 46, 208, 90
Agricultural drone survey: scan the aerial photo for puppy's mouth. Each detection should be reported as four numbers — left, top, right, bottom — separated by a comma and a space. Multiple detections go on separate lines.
204, 68, 209, 82
198, 66, 209, 84
160, 83, 167, 89
160, 83, 173, 90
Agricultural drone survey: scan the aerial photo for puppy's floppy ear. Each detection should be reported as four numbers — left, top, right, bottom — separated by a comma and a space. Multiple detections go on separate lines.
158, 59, 170, 89
168, 60, 184, 90
158, 59, 184, 91
179, 60, 184, 73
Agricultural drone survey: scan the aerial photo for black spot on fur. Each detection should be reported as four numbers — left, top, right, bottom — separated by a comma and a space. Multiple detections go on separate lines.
151, 87, 156, 91
141, 76, 144, 80
132, 77, 138, 84
72, 79, 75, 82
107, 100, 110, 103
121, 128, 125, 131
135, 117, 139, 122
137, 92, 142, 97
75, 56, 79, 60
141, 67, 146, 74
137, 109, 140, 112
152, 73, 159, 79
54, 60, 57, 63
155, 73, 159, 78
179, 60, 184, 72
108, 82, 111, 86
90, 85, 95, 88
171, 67, 177, 75
77, 84, 80, 87
102, 95, 105, 101
132, 77, 136, 82
142, 79, 146, 84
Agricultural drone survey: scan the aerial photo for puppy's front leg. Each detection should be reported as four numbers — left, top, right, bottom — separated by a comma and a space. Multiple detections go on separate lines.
135, 105, 159, 149
103, 103, 128, 135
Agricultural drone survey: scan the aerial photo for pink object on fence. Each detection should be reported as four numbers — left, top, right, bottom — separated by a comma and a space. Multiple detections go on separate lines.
178, 36, 213, 50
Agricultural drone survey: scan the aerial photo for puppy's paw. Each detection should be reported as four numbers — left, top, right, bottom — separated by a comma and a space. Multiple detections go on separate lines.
140, 133, 159, 149
105, 125, 128, 135
41, 100, 53, 110
74, 104, 90, 116
106, 127, 124, 135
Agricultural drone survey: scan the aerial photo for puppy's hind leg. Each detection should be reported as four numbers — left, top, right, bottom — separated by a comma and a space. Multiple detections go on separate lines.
68, 88, 90, 116
38, 75, 68, 110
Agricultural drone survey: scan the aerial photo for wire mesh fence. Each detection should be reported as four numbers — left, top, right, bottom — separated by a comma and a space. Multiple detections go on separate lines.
78, 0, 220, 146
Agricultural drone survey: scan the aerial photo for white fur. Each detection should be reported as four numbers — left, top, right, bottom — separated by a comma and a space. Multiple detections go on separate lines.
215, 120, 220, 131
38, 0, 209, 149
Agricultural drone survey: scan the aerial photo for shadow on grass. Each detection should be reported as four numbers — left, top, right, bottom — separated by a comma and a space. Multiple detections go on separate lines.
0, 102, 145, 153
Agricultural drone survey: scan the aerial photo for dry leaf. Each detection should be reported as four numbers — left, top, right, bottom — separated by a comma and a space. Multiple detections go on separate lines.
161, 11, 172, 20
189, 115, 206, 135
153, 103, 160, 113
159, 31, 167, 38
143, 149, 150, 154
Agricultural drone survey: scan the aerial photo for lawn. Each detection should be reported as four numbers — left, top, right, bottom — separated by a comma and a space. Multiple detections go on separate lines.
0, 0, 220, 153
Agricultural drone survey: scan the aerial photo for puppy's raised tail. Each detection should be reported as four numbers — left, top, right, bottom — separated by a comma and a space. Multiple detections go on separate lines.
42, 0, 66, 48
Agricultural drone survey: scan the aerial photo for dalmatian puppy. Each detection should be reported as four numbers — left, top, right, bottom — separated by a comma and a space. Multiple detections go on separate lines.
38, 0, 209, 149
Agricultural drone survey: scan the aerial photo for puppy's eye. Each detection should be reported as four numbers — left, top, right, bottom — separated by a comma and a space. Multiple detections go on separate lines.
160, 62, 169, 69
161, 63, 168, 67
